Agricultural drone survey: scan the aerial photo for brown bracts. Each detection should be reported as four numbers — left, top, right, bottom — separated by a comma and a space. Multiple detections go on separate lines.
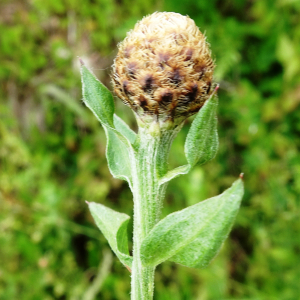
112, 12, 215, 128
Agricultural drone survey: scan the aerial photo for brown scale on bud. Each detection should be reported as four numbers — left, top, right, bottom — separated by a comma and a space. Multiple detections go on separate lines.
112, 12, 216, 128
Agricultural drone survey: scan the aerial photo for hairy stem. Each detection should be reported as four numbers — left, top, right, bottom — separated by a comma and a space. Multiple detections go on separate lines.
130, 125, 181, 300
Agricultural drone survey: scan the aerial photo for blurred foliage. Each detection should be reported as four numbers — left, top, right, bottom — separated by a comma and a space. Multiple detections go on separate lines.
0, 0, 300, 299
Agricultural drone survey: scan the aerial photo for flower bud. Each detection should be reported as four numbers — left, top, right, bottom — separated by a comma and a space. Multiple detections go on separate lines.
112, 12, 215, 128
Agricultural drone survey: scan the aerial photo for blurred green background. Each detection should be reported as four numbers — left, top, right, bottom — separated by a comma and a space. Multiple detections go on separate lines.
1, 0, 300, 299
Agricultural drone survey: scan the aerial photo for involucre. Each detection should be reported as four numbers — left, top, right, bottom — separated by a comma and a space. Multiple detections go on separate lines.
112, 12, 215, 128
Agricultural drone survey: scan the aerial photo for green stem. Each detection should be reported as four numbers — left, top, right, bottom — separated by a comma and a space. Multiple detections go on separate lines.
130, 124, 182, 300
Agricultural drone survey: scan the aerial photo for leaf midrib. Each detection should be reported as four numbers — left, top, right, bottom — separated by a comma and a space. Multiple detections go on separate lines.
144, 186, 238, 266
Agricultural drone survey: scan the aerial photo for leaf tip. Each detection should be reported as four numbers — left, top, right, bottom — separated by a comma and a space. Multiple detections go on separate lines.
239, 173, 244, 180
85, 200, 90, 205
125, 265, 132, 273
78, 57, 85, 66
214, 84, 220, 92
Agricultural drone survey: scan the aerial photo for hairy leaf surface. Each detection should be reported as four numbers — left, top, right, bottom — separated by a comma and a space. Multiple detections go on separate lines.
140, 178, 244, 268
160, 93, 218, 185
81, 65, 134, 183
81, 65, 115, 128
88, 202, 133, 268
185, 94, 218, 168
113, 114, 136, 145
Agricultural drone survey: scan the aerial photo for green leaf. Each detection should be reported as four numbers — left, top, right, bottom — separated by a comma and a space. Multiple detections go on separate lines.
81, 65, 115, 128
113, 114, 136, 145
140, 178, 244, 268
104, 126, 132, 185
81, 64, 134, 184
159, 165, 190, 185
159, 92, 219, 185
88, 202, 133, 268
185, 94, 218, 168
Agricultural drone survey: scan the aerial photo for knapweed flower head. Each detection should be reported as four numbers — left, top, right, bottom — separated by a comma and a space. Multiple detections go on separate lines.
112, 12, 215, 128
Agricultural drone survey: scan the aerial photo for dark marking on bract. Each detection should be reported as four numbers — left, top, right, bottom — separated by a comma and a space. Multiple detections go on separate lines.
185, 48, 193, 61
146, 37, 155, 44
115, 66, 120, 76
127, 62, 137, 78
173, 33, 184, 45
186, 83, 198, 102
195, 63, 206, 79
138, 95, 148, 107
142, 74, 154, 92
154, 105, 159, 116
206, 81, 211, 94
158, 52, 171, 63
122, 80, 134, 96
171, 69, 181, 85
159, 90, 173, 103
124, 45, 135, 58
122, 80, 129, 93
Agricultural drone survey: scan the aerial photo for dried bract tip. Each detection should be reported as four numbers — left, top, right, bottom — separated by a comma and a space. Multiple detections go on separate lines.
112, 12, 215, 128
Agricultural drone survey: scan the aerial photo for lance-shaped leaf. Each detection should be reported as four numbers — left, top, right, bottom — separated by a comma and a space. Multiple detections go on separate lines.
159, 91, 219, 185
80, 63, 134, 184
81, 64, 136, 144
185, 92, 218, 168
88, 202, 133, 268
81, 65, 115, 128
140, 178, 244, 268
80, 65, 115, 128
104, 126, 132, 184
